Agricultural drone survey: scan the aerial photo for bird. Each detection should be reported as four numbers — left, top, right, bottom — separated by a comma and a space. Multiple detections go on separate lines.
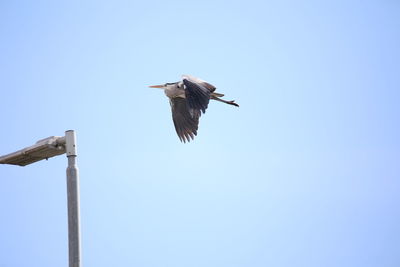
149, 75, 239, 143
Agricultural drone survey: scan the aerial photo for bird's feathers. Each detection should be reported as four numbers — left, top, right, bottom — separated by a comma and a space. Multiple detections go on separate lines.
170, 97, 200, 143
183, 78, 211, 114
182, 74, 216, 92
155, 75, 238, 143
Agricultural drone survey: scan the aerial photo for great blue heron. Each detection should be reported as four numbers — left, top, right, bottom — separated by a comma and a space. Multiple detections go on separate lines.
149, 75, 239, 143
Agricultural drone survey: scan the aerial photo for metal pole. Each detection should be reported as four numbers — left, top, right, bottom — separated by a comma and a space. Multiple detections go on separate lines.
66, 130, 81, 267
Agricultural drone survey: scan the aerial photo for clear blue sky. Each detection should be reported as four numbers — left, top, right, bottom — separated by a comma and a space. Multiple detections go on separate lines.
1, 1, 399, 266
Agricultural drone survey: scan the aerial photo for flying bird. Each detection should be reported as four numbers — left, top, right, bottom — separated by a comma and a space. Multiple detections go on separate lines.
149, 75, 239, 143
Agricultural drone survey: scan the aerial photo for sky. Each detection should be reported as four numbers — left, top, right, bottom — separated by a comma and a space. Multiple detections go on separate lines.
0, 0, 399, 266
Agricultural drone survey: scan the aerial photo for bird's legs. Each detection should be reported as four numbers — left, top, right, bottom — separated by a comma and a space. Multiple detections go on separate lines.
211, 94, 239, 107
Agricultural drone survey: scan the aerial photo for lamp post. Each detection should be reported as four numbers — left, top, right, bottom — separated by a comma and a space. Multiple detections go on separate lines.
0, 130, 81, 267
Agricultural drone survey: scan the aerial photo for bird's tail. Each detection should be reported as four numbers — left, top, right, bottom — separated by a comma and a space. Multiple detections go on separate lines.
211, 93, 239, 107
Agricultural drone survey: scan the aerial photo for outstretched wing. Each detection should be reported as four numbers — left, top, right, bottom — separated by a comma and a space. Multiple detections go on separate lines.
182, 77, 211, 114
170, 97, 201, 143
182, 74, 217, 92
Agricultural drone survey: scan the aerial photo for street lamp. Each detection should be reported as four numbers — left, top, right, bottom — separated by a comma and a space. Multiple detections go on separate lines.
0, 130, 81, 267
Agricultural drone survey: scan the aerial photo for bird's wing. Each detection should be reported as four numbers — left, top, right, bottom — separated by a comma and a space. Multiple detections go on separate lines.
170, 97, 201, 143
182, 78, 211, 114
182, 74, 216, 92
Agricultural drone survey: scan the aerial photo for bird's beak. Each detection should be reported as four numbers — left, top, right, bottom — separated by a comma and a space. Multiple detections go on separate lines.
148, 84, 165, 88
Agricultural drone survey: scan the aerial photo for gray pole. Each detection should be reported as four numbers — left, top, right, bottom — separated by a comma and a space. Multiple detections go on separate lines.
66, 130, 81, 267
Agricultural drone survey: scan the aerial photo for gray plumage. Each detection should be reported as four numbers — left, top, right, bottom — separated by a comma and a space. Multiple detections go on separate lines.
149, 75, 239, 142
